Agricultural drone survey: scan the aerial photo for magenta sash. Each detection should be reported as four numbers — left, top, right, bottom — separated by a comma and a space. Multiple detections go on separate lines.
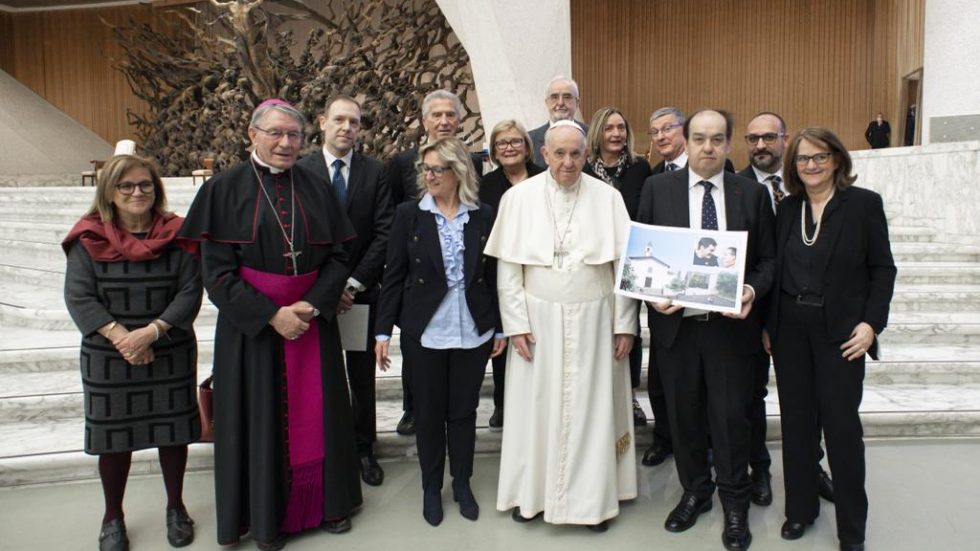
239, 266, 324, 533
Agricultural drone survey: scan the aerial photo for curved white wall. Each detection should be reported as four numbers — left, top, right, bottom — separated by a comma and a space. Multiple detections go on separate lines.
922, 0, 980, 144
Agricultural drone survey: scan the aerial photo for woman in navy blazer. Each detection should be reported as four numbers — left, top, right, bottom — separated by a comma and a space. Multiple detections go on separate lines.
375, 138, 506, 527
764, 128, 896, 551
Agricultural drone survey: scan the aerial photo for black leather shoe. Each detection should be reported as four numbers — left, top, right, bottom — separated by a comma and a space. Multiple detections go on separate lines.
396, 412, 416, 436
632, 399, 648, 426
359, 454, 384, 486
321, 517, 351, 534
664, 493, 712, 532
819, 468, 835, 502
256, 536, 286, 551
422, 487, 443, 526
750, 469, 772, 506
641, 444, 672, 467
511, 508, 541, 523
99, 518, 129, 551
488, 408, 503, 431
452, 479, 479, 521
722, 509, 752, 551
587, 520, 609, 532
780, 519, 812, 540
166, 507, 195, 547
839, 543, 864, 551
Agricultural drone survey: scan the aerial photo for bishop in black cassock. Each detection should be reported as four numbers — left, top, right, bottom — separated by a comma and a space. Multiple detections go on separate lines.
178, 99, 361, 549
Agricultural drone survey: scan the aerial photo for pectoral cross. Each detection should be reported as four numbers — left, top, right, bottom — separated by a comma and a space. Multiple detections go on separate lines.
554, 248, 568, 269
284, 247, 303, 272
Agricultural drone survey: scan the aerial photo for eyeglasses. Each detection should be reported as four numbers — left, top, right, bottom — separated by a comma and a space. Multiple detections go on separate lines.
420, 164, 451, 175
494, 138, 525, 150
253, 126, 303, 141
547, 93, 576, 103
794, 152, 833, 166
745, 132, 787, 145
647, 123, 682, 137
115, 180, 155, 195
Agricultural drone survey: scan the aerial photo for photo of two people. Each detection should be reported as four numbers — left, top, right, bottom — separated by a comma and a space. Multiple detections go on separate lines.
615, 223, 748, 314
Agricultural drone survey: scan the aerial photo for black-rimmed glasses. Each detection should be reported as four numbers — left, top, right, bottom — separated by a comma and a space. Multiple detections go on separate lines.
115, 181, 155, 195
745, 133, 787, 145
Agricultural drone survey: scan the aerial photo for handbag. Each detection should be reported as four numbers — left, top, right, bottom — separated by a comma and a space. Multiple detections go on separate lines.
198, 375, 214, 443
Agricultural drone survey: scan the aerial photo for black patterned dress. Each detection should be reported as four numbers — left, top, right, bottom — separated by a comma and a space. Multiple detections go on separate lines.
64, 238, 203, 454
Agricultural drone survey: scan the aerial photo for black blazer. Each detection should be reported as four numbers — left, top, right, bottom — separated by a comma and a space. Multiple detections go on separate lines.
383, 148, 485, 207
583, 157, 651, 220
375, 200, 500, 342
296, 150, 394, 294
767, 187, 896, 359
478, 162, 545, 212
636, 168, 777, 352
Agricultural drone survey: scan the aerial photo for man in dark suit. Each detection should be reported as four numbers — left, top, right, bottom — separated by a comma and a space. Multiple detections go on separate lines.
864, 112, 891, 149
527, 76, 589, 167
381, 89, 481, 435
738, 111, 835, 507
637, 109, 776, 551
297, 94, 393, 486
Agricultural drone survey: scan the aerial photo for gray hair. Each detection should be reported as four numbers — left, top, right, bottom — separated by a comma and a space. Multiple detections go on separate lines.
649, 106, 685, 127
421, 90, 463, 119
545, 75, 580, 98
249, 102, 306, 129
416, 137, 480, 206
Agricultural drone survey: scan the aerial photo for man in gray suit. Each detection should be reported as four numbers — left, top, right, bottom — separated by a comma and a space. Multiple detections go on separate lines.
527, 76, 589, 167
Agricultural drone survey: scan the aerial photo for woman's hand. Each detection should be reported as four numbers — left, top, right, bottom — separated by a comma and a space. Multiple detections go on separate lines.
270, 306, 310, 340
375, 340, 391, 371
841, 322, 875, 361
614, 334, 634, 361
511, 333, 536, 362
490, 337, 508, 358
113, 326, 156, 365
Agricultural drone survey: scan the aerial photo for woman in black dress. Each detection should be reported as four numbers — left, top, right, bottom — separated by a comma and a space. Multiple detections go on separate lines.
478, 119, 543, 429
64, 154, 202, 551
584, 106, 652, 425
765, 128, 896, 551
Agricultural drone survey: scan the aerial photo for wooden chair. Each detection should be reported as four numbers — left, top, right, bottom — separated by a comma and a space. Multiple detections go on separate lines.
192, 157, 215, 185
81, 160, 105, 186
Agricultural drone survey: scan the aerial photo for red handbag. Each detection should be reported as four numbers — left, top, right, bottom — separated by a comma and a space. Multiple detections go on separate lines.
198, 375, 214, 443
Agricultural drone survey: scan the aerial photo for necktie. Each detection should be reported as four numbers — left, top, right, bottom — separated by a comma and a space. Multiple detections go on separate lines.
769, 175, 785, 205
665, 162, 677, 172
331, 159, 347, 205
700, 181, 718, 230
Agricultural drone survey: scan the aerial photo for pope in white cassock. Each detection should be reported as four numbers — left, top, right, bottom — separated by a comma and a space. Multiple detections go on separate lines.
485, 121, 638, 531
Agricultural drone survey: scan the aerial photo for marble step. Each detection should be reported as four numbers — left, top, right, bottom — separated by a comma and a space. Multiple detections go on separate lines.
3, 383, 978, 487
879, 312, 980, 345
3, 342, 979, 426
889, 284, 980, 312
888, 225, 938, 242
894, 262, 980, 284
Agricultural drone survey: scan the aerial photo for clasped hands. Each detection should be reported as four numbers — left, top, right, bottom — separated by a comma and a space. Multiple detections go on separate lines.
108, 324, 155, 366
270, 301, 317, 341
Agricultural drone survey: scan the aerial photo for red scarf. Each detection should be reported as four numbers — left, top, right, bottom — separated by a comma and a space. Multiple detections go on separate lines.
62, 212, 199, 261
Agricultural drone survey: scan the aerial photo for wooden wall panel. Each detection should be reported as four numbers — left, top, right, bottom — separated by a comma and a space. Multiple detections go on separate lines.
572, 0, 923, 164
0, 12, 13, 73
1, 5, 160, 144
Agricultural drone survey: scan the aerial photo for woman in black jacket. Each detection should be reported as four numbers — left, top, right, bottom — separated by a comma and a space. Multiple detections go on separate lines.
764, 128, 896, 551
375, 137, 506, 527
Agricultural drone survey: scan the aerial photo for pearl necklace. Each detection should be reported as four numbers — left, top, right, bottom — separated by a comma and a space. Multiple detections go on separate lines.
801, 189, 835, 247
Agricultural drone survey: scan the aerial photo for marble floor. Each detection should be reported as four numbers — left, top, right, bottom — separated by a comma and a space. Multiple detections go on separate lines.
1, 438, 978, 551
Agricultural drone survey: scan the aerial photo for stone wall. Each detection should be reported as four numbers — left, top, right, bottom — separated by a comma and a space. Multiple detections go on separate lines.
852, 141, 980, 246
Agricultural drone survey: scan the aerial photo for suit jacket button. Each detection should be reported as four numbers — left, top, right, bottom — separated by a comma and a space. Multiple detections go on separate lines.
480, 235, 487, 242
415, 258, 421, 263
417, 278, 424, 284
477, 277, 484, 283
412, 235, 420, 242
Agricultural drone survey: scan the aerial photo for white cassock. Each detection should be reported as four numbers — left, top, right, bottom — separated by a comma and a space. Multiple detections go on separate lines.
485, 170, 638, 525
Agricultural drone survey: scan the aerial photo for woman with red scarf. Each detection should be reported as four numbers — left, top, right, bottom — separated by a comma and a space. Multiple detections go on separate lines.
63, 154, 202, 551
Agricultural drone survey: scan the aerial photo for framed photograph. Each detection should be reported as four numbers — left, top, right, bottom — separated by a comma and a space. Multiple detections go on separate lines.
615, 222, 748, 314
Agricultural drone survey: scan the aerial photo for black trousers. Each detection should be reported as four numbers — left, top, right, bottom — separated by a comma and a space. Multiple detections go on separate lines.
656, 317, 753, 511
748, 351, 772, 472
402, 360, 414, 413
346, 298, 379, 456
629, 308, 643, 389
400, 334, 490, 492
491, 353, 506, 408
647, 342, 672, 450
773, 299, 867, 546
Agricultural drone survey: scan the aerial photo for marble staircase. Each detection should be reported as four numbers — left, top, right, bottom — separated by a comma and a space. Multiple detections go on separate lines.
1, 182, 979, 487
